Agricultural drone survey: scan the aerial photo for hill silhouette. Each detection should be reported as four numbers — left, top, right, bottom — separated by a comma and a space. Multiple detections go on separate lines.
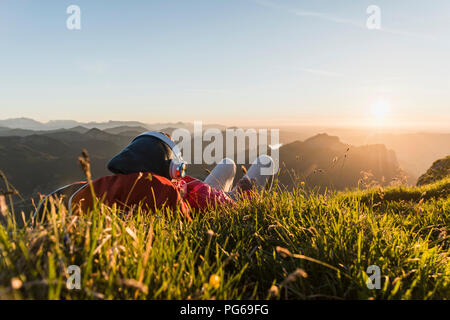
277, 133, 410, 190
416, 155, 450, 186
338, 132, 450, 180
0, 130, 130, 198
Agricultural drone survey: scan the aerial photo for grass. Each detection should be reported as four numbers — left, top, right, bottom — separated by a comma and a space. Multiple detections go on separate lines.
0, 176, 448, 300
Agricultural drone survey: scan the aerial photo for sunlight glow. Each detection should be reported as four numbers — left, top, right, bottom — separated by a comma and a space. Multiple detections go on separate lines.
371, 99, 391, 125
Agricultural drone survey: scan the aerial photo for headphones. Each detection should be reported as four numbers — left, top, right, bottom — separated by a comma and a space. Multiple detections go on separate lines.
132, 131, 187, 179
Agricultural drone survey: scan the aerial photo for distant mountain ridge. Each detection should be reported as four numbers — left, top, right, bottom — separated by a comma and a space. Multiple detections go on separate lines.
0, 118, 226, 132
0, 126, 91, 137
338, 132, 450, 181
0, 117, 152, 131
277, 133, 409, 190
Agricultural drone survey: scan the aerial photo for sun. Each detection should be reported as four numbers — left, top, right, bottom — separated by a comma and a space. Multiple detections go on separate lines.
370, 99, 390, 124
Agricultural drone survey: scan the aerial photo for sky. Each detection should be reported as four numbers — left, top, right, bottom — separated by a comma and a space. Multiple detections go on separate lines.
0, 0, 449, 129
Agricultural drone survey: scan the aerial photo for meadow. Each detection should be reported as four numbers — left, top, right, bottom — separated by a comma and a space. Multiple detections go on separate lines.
0, 175, 448, 300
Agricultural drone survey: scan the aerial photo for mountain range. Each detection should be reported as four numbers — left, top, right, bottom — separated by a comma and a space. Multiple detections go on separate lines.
0, 117, 225, 132
277, 134, 410, 190
0, 124, 416, 216
2, 118, 449, 180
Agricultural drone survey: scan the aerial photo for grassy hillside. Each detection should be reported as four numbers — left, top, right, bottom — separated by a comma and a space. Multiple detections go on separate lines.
0, 177, 448, 300
417, 155, 450, 186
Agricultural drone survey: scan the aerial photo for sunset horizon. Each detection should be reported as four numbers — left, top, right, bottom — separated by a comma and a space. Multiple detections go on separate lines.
1, 0, 449, 131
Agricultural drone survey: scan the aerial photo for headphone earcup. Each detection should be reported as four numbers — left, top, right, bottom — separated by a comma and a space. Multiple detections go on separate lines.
169, 160, 176, 179
169, 159, 187, 179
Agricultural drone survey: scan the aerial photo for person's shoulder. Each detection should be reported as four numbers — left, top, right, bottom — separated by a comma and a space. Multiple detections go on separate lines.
86, 172, 174, 191
180, 175, 197, 183
108, 172, 169, 182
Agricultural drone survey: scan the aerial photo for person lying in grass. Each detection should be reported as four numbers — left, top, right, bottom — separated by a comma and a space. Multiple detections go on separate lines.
39, 132, 275, 221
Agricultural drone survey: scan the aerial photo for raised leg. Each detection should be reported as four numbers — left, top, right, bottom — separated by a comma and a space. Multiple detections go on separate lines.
204, 158, 236, 192
233, 155, 275, 192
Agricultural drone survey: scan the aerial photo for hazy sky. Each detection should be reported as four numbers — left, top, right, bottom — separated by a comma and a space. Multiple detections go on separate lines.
0, 0, 449, 129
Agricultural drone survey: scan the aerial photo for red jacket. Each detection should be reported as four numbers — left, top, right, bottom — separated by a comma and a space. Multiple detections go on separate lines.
70, 172, 235, 221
